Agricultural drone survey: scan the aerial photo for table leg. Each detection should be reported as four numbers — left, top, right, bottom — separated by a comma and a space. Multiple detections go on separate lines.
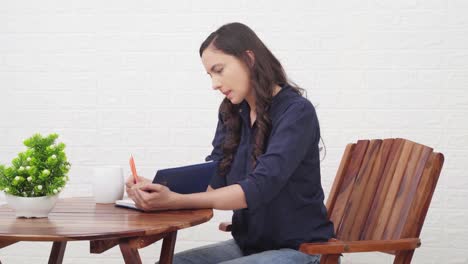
120, 238, 142, 264
159, 231, 178, 264
48, 241, 67, 264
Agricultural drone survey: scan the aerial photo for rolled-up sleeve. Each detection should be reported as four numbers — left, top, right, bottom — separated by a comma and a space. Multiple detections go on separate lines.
206, 112, 227, 189
237, 101, 318, 211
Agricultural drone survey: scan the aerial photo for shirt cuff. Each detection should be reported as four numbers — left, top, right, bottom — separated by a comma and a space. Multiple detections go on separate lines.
237, 177, 262, 211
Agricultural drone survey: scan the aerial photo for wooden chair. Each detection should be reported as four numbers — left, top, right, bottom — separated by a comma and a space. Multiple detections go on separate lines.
219, 138, 444, 264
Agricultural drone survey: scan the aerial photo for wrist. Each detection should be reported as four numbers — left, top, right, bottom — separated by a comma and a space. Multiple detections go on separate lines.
171, 192, 186, 210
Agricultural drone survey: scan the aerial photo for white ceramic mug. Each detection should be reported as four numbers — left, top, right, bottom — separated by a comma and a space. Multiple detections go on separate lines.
92, 166, 124, 204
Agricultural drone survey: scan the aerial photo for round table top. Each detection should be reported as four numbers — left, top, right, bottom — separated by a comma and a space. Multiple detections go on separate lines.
0, 197, 213, 242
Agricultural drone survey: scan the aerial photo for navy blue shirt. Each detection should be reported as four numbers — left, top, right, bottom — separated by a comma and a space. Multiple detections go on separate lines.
205, 84, 335, 255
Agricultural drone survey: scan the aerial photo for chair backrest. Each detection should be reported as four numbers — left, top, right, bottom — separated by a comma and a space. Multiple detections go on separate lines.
326, 138, 444, 243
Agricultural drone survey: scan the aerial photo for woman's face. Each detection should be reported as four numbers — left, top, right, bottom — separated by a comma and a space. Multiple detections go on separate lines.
201, 46, 252, 105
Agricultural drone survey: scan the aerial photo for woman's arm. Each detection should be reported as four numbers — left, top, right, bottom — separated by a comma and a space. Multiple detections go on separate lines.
177, 184, 246, 210
131, 183, 247, 211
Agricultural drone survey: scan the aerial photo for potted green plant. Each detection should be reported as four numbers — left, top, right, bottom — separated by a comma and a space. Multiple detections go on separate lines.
0, 133, 70, 218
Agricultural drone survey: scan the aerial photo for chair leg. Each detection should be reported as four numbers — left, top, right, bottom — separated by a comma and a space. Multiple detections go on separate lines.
394, 250, 414, 264
320, 254, 340, 264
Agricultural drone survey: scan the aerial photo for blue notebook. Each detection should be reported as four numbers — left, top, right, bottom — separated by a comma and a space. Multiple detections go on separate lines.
115, 161, 219, 210
152, 161, 219, 194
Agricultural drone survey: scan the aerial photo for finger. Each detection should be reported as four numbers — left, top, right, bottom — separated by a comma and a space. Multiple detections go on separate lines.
138, 176, 151, 182
126, 187, 134, 199
125, 176, 135, 188
138, 189, 151, 200
132, 189, 146, 209
139, 183, 165, 193
135, 189, 155, 211
132, 181, 147, 190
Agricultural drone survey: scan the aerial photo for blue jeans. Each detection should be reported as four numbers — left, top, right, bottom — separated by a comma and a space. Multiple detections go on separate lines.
157, 239, 321, 264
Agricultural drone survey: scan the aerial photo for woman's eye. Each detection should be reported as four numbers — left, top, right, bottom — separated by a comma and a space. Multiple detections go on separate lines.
215, 68, 223, 74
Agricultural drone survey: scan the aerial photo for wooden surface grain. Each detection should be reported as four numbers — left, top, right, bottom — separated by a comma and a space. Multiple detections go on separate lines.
0, 197, 213, 242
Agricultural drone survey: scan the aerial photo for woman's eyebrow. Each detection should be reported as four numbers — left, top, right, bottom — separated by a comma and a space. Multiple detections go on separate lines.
207, 63, 222, 74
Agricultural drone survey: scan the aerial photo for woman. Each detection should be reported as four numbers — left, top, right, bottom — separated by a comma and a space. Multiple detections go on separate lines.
126, 22, 335, 264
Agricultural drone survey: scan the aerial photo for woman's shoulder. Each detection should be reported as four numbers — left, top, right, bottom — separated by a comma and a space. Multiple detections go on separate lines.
270, 92, 320, 137
274, 88, 316, 119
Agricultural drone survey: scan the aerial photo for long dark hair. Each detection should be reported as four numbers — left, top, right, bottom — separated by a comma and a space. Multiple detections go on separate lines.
199, 22, 305, 177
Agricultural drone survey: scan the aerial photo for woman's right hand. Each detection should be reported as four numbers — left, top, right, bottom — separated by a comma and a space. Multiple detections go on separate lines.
125, 175, 151, 199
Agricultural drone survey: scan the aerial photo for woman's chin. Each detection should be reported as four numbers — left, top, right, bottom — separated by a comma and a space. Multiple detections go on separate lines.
229, 98, 241, 104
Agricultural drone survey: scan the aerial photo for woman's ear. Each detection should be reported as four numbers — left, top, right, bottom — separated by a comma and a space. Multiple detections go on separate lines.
245, 50, 255, 68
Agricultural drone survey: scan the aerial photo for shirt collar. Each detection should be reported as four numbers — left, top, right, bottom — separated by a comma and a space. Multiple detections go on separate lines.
239, 83, 289, 109
237, 83, 290, 122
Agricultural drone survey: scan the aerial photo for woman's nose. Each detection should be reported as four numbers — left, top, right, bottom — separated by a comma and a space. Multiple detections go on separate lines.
211, 78, 221, 90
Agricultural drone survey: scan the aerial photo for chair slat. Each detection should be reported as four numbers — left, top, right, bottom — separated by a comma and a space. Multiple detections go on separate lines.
381, 143, 424, 239
326, 143, 354, 218
400, 152, 444, 239
371, 140, 415, 240
350, 138, 395, 241
361, 138, 405, 240
339, 139, 383, 241
330, 140, 369, 235
387, 145, 433, 239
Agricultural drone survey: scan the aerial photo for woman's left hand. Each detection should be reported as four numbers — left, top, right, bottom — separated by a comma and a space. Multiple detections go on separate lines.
131, 183, 179, 211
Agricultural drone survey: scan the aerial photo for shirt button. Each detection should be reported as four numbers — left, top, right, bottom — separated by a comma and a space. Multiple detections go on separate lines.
239, 109, 243, 113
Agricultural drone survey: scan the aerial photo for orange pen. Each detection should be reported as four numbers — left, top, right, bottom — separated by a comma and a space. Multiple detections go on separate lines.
129, 155, 138, 184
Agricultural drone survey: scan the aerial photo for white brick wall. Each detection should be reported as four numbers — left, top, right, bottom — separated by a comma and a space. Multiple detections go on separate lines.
1, 0, 467, 263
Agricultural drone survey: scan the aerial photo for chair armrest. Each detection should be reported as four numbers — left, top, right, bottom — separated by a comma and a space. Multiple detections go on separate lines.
299, 238, 421, 255
219, 222, 232, 232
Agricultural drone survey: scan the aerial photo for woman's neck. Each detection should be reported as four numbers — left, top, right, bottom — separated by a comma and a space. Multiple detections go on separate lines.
245, 84, 282, 113
245, 84, 282, 127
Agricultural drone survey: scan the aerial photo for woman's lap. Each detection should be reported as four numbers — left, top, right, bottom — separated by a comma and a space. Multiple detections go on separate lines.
218, 247, 320, 264
161, 239, 320, 264
157, 239, 242, 264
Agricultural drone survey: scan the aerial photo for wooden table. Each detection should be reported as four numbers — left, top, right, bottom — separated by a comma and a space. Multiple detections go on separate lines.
0, 197, 213, 264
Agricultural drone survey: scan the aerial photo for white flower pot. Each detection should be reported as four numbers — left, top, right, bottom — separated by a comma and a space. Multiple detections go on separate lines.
5, 193, 59, 218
